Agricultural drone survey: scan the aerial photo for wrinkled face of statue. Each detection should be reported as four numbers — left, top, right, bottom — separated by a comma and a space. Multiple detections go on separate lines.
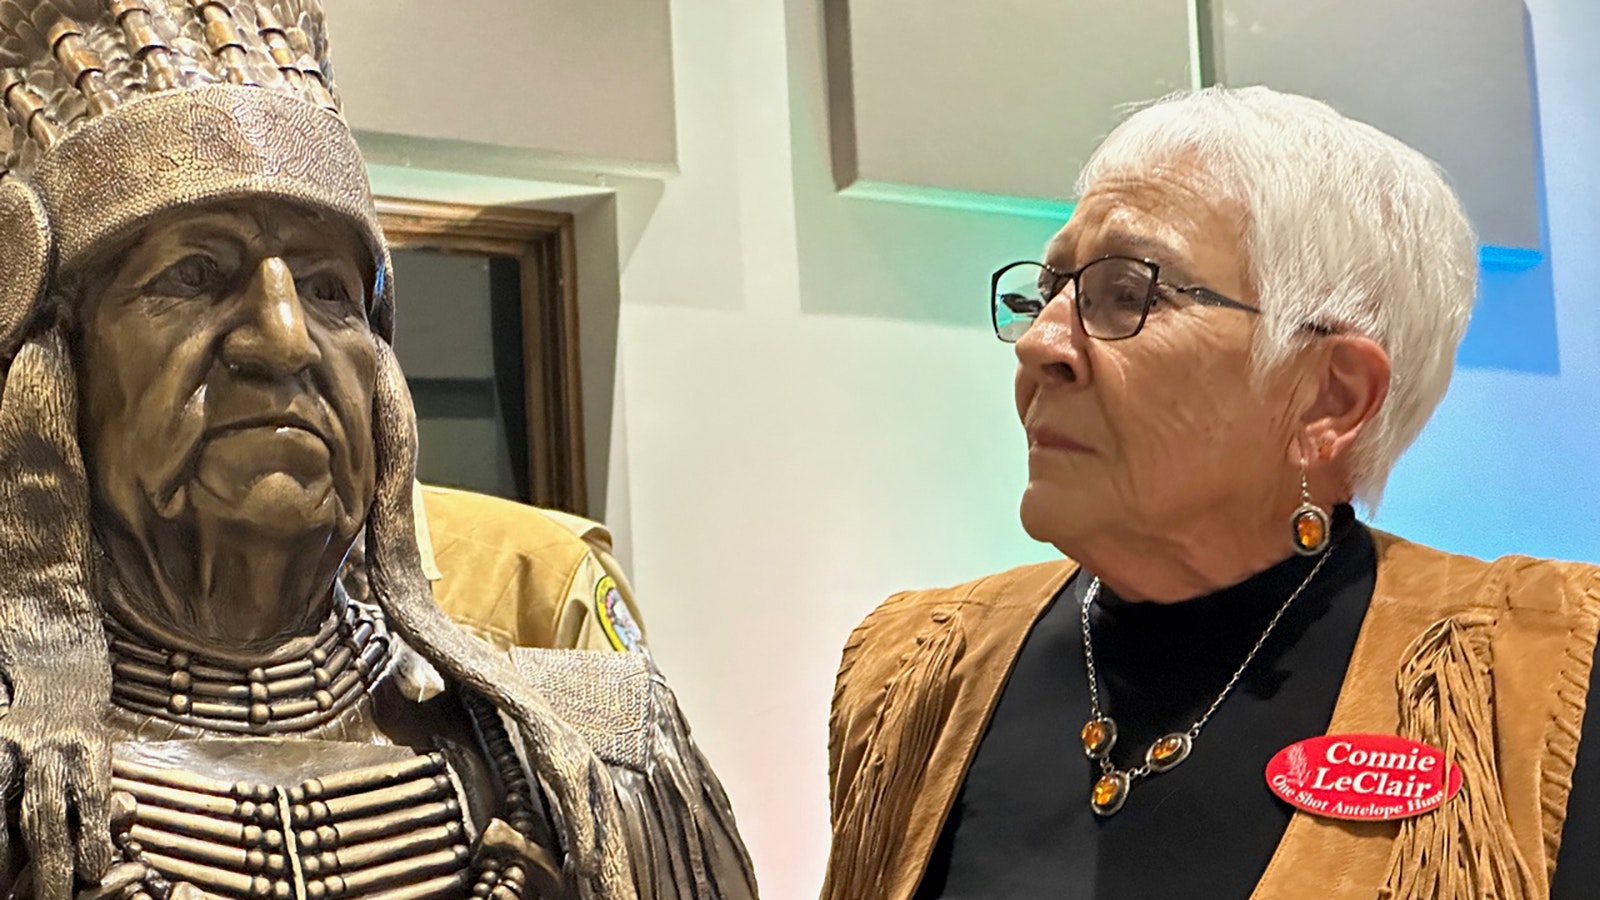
76, 200, 377, 558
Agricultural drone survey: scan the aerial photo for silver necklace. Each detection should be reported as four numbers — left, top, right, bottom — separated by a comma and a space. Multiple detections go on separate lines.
1079, 546, 1335, 816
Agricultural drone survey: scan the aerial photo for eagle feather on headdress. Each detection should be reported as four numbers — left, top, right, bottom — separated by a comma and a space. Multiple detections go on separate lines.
0, 0, 104, 67
259, 0, 335, 91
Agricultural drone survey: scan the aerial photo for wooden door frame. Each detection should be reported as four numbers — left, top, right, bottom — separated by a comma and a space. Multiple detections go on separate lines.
375, 197, 586, 516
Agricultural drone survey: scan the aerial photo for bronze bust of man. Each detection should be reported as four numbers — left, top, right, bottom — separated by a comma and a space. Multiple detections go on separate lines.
0, 3, 755, 899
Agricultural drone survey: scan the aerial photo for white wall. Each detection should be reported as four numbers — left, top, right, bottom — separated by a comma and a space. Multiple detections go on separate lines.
615, 0, 1059, 895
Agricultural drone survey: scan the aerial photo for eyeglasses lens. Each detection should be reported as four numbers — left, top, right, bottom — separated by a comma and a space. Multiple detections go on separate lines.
1077, 258, 1156, 340
992, 262, 1051, 343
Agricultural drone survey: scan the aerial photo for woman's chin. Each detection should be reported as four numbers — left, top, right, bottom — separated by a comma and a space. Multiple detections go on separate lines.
1019, 482, 1094, 548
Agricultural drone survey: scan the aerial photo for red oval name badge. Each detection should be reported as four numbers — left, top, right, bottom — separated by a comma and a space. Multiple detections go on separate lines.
1265, 733, 1462, 821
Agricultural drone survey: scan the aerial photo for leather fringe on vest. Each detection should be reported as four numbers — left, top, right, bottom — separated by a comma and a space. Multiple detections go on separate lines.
1380, 613, 1536, 899
1540, 576, 1600, 874
827, 607, 966, 898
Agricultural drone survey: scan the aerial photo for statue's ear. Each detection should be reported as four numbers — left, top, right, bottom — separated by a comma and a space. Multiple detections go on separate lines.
0, 178, 52, 366
369, 239, 395, 342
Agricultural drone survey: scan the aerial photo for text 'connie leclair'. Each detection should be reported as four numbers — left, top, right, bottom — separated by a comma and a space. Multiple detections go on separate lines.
1264, 733, 1462, 822
1304, 741, 1438, 799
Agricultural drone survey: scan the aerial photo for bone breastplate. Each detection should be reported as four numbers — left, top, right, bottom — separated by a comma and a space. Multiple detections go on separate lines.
92, 592, 563, 900
109, 736, 554, 900
113, 741, 475, 899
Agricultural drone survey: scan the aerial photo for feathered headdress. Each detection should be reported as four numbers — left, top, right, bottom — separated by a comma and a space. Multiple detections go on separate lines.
0, 0, 394, 354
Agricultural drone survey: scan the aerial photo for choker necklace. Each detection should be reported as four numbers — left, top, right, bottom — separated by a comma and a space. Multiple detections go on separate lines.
1079, 545, 1336, 816
106, 587, 394, 735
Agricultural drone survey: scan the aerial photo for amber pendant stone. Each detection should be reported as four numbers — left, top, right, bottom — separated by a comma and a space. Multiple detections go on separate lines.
1292, 506, 1329, 554
1091, 771, 1130, 816
1145, 732, 1192, 773
1080, 717, 1117, 760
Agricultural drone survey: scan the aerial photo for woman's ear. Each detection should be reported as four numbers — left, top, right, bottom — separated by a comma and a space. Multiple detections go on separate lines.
1294, 334, 1391, 466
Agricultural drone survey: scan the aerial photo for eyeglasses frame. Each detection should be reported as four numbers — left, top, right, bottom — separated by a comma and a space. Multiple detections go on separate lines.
989, 255, 1264, 343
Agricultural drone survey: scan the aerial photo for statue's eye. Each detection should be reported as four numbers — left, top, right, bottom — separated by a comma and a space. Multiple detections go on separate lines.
298, 271, 356, 314
150, 254, 225, 297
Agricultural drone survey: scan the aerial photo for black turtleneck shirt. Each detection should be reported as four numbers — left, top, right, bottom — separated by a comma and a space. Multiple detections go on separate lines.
914, 511, 1600, 898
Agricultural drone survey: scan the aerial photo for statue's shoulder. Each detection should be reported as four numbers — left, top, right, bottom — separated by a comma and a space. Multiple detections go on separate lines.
503, 647, 760, 898
506, 647, 661, 771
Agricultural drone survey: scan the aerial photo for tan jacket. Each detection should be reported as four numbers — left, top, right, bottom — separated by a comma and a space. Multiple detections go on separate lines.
415, 483, 648, 652
825, 533, 1600, 900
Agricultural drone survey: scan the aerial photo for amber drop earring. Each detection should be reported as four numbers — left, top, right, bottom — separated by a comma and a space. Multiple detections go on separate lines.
1290, 461, 1331, 556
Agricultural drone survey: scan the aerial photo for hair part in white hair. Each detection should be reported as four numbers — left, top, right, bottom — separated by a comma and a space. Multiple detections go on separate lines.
1077, 86, 1479, 508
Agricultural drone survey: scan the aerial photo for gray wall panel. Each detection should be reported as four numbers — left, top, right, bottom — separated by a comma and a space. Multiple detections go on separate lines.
325, 0, 677, 169
1215, 0, 1540, 249
828, 0, 1541, 251
830, 0, 1195, 200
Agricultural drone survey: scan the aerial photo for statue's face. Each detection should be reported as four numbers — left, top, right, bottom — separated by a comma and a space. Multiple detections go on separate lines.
76, 200, 377, 550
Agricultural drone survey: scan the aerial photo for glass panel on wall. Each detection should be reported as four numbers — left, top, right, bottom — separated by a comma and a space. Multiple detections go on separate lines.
390, 249, 531, 501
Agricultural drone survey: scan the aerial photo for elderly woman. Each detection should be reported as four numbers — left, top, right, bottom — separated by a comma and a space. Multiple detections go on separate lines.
824, 86, 1600, 900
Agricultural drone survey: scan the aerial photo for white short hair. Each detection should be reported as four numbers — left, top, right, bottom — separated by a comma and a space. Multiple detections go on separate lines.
1077, 86, 1479, 507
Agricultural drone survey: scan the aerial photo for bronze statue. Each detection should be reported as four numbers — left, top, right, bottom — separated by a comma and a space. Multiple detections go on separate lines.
0, 2, 757, 898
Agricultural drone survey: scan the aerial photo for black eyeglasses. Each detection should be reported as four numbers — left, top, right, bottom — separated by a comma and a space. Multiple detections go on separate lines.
990, 256, 1262, 343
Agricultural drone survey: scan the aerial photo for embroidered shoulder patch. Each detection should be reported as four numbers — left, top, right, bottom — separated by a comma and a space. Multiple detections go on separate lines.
595, 575, 644, 652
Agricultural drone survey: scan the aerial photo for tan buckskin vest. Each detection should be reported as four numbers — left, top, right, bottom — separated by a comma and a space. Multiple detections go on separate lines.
824, 533, 1600, 900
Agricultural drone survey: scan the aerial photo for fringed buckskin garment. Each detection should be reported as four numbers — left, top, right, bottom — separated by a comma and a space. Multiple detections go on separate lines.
825, 519, 1600, 899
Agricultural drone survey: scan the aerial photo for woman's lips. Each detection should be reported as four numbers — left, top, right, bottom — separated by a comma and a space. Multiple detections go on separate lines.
1028, 426, 1094, 454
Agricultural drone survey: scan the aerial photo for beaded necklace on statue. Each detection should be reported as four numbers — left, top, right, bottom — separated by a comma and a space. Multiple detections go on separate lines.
105, 583, 394, 736
1078, 544, 1336, 816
